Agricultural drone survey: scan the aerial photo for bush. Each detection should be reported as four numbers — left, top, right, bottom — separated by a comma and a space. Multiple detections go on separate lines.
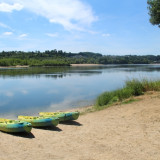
142, 79, 160, 91
96, 91, 115, 106
96, 79, 160, 107
126, 79, 144, 96
115, 88, 133, 101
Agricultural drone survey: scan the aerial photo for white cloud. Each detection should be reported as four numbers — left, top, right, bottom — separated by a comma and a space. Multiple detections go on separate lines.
88, 30, 99, 35
46, 33, 58, 37
3, 32, 13, 36
21, 90, 28, 94
0, 22, 14, 31
48, 94, 89, 111
19, 33, 28, 38
5, 91, 14, 97
0, 22, 10, 29
0, 2, 23, 12
1, 0, 97, 31
102, 33, 111, 37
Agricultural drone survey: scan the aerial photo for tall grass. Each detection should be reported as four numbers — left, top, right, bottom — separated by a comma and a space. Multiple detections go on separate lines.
96, 79, 160, 107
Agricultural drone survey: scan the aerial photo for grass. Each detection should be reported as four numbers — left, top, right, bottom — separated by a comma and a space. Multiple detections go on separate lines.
95, 79, 160, 109
121, 98, 140, 105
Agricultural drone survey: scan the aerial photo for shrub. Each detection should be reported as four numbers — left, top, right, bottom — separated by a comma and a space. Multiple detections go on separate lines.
96, 79, 160, 107
126, 79, 144, 96
115, 88, 133, 101
96, 91, 115, 106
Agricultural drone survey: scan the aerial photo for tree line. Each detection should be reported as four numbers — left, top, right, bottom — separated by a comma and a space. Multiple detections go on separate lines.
0, 50, 159, 66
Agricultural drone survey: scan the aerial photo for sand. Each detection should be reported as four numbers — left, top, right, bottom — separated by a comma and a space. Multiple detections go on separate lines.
71, 64, 103, 67
0, 65, 29, 68
0, 92, 160, 160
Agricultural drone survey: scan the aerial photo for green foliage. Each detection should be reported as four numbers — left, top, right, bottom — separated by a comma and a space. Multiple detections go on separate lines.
96, 91, 116, 106
96, 87, 133, 107
0, 58, 70, 67
142, 79, 160, 91
121, 98, 139, 105
114, 88, 133, 101
148, 0, 160, 27
126, 79, 144, 96
0, 50, 160, 66
96, 79, 160, 107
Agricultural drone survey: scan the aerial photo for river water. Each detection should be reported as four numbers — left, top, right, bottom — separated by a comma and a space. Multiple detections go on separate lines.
0, 64, 160, 118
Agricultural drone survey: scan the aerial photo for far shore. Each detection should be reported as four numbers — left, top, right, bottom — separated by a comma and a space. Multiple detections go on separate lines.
0, 63, 160, 68
0, 65, 29, 68
0, 64, 102, 68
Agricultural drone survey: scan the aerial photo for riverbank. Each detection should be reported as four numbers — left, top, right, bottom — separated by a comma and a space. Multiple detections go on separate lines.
0, 64, 102, 68
0, 65, 29, 68
71, 64, 103, 67
0, 91, 160, 160
0, 63, 159, 68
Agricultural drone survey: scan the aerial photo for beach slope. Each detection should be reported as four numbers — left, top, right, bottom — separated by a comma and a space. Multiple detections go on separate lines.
0, 92, 160, 160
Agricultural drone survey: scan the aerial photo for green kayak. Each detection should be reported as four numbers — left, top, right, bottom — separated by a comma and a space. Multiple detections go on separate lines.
39, 111, 80, 122
0, 118, 32, 133
18, 116, 59, 127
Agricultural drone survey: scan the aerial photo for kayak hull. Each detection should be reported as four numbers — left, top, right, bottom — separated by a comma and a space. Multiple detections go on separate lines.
18, 116, 58, 127
39, 112, 79, 122
0, 119, 32, 133
39, 117, 59, 127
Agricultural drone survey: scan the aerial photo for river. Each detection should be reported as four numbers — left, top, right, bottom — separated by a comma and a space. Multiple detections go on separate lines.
0, 64, 160, 118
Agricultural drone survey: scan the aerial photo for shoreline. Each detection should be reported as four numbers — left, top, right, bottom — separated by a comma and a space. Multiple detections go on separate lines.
0, 65, 29, 68
0, 63, 160, 68
71, 64, 103, 67
0, 91, 160, 160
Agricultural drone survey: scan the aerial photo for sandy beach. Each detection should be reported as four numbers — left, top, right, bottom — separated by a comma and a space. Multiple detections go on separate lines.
71, 64, 103, 67
0, 92, 160, 160
0, 65, 29, 68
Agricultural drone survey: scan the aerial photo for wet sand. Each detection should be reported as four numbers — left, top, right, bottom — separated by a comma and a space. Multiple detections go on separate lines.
0, 92, 160, 160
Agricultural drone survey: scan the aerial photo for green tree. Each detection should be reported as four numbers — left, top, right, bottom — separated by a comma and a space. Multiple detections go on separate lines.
148, 0, 160, 27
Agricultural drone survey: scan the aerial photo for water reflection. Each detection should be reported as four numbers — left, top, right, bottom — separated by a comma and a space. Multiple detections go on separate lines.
0, 66, 103, 79
0, 64, 160, 118
0, 65, 160, 78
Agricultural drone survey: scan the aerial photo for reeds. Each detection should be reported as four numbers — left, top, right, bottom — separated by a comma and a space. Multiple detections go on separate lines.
96, 78, 160, 107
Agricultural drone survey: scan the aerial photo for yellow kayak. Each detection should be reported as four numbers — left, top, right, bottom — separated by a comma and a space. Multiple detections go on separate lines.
0, 118, 32, 133
39, 111, 79, 121
18, 116, 59, 127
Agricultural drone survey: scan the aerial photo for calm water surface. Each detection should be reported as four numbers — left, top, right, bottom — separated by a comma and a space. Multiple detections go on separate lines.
0, 64, 160, 118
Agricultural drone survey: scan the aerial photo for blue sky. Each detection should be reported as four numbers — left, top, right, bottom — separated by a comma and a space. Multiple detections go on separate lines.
0, 0, 160, 55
